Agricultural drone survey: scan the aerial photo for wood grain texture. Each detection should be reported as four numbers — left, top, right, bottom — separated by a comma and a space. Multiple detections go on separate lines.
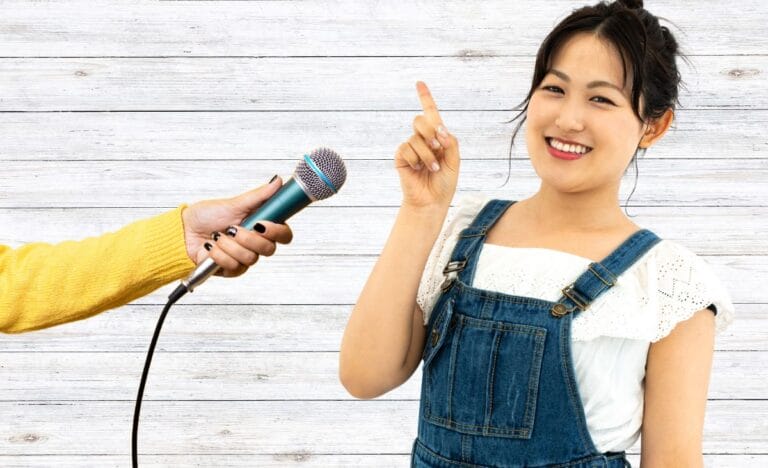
0, 56, 764, 111
0, 1, 765, 56
1, 0, 765, 465
2, 304, 764, 353
1, 401, 766, 455
1, 110, 765, 161
1, 159, 766, 208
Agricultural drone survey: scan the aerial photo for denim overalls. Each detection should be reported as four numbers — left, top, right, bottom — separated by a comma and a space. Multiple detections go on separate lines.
412, 199, 661, 467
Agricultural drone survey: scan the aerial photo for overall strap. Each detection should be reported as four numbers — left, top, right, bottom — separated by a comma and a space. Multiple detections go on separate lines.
441, 199, 514, 290
551, 229, 662, 318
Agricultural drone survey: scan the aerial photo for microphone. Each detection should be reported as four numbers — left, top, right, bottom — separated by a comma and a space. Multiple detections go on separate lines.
173, 147, 347, 300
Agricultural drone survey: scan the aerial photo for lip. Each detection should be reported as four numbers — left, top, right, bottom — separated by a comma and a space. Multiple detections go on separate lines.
545, 137, 590, 161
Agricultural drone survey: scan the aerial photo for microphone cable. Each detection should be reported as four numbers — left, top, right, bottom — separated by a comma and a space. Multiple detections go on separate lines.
131, 283, 188, 468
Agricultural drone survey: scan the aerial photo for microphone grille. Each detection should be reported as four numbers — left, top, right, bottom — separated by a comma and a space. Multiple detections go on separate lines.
295, 148, 347, 201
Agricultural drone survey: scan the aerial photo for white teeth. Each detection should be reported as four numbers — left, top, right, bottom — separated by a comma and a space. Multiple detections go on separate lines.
548, 138, 590, 155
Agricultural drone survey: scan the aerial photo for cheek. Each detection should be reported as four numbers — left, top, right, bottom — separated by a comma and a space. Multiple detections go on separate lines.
524, 95, 548, 144
604, 115, 645, 152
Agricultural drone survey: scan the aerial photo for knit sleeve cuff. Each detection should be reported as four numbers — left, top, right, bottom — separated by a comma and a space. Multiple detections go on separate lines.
137, 204, 196, 283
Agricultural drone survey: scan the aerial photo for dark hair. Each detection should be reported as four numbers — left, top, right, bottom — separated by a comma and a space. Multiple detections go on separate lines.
505, 0, 686, 214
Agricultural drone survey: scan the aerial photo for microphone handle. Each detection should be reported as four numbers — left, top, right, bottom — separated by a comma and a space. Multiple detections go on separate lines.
240, 176, 312, 227
181, 177, 312, 293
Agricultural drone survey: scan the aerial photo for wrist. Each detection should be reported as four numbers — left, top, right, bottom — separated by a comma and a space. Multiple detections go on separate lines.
397, 203, 450, 239
179, 204, 198, 262
399, 201, 450, 220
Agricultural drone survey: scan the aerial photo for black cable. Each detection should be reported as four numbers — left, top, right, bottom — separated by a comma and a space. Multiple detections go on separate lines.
132, 284, 188, 468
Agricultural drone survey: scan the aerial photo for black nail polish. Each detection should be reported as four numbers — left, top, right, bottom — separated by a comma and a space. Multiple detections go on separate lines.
254, 223, 266, 234
226, 226, 237, 237
269, 174, 278, 183
204, 242, 213, 251
212, 231, 221, 241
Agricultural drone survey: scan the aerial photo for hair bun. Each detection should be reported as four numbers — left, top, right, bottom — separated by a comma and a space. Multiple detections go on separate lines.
618, 0, 644, 9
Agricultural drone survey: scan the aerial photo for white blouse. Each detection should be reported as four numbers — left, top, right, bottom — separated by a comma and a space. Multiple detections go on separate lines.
416, 194, 736, 453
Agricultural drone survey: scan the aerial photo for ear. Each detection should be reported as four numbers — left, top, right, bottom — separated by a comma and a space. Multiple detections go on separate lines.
639, 108, 674, 149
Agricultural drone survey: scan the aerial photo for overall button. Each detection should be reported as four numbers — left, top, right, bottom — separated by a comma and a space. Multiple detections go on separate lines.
551, 303, 569, 317
431, 328, 440, 347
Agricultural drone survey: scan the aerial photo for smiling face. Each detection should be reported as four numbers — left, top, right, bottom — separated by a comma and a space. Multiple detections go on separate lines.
525, 32, 648, 195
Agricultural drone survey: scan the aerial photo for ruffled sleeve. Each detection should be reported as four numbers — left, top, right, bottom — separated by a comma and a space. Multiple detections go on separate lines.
648, 240, 735, 341
570, 239, 735, 342
416, 194, 490, 325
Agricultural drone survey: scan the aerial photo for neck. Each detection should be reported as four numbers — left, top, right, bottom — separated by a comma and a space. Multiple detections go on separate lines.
522, 183, 632, 233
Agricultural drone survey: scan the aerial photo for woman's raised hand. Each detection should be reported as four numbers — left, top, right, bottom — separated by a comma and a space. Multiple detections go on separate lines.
395, 81, 460, 211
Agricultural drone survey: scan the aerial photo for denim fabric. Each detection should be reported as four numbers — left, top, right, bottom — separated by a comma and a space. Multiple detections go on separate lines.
413, 199, 661, 467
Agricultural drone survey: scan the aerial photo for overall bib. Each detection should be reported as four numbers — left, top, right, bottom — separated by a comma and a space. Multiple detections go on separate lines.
412, 199, 661, 467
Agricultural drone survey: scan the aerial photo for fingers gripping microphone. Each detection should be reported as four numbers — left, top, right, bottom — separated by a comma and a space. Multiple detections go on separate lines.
132, 148, 346, 468
175, 147, 347, 298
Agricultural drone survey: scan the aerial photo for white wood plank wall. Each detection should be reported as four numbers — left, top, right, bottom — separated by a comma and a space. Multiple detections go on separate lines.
0, 1, 766, 466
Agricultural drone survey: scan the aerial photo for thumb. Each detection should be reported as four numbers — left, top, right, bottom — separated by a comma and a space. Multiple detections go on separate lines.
230, 175, 283, 214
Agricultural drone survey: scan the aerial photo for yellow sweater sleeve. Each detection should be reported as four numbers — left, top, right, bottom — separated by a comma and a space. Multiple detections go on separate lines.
0, 206, 196, 333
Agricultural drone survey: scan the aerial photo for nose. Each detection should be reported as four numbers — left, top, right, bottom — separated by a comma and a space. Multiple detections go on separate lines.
555, 98, 585, 133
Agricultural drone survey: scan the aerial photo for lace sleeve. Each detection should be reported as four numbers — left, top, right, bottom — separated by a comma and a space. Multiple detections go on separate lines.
416, 194, 489, 325
650, 240, 736, 342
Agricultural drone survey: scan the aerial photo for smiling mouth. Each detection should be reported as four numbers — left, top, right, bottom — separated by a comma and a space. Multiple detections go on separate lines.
546, 137, 593, 155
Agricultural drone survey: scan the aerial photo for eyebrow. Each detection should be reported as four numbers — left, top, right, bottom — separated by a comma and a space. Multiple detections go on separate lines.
548, 68, 624, 93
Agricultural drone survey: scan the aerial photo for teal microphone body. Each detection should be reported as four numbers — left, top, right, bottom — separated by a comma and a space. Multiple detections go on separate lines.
241, 177, 311, 227
177, 148, 346, 295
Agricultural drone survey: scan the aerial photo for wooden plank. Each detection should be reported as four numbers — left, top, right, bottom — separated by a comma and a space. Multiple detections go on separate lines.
0, 56, 763, 111
1, 206, 766, 256
0, 350, 762, 401
0, 253, 756, 305
0, 159, 765, 208
0, 1, 765, 56
0, 400, 765, 454
2, 303, 761, 353
0, 109, 765, 161
0, 454, 764, 468
0, 455, 412, 468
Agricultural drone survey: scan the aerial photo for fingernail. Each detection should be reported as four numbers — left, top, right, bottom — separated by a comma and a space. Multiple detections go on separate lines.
254, 223, 266, 234
204, 242, 213, 251
431, 138, 441, 150
437, 125, 448, 137
431, 162, 440, 172
226, 226, 237, 237
211, 231, 221, 241
414, 162, 423, 170
269, 174, 278, 183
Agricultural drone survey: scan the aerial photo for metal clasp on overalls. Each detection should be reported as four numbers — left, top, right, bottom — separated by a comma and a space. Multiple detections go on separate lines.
550, 283, 589, 318
440, 259, 467, 292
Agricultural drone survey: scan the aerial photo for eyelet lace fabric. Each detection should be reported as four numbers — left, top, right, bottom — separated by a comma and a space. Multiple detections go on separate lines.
417, 194, 735, 343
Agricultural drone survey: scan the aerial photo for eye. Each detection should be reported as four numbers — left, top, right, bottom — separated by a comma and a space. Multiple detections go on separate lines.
541, 85, 564, 94
591, 96, 616, 106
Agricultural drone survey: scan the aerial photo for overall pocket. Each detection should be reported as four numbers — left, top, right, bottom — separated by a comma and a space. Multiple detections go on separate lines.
422, 310, 546, 439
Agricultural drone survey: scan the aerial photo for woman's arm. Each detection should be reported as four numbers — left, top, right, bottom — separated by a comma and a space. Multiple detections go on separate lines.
0, 206, 194, 333
339, 82, 460, 399
0, 177, 293, 333
640, 307, 716, 467
339, 205, 446, 399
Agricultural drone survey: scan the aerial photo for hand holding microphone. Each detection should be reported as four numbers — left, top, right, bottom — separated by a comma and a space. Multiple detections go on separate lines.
176, 147, 347, 296
181, 175, 295, 279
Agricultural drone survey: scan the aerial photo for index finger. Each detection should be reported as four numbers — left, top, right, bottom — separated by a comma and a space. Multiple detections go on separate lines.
416, 81, 443, 125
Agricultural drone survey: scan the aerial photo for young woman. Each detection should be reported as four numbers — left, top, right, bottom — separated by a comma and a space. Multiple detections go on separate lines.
340, 0, 735, 466
1, 176, 293, 333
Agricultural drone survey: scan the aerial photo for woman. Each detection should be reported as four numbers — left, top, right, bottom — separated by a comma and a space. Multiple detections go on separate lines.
339, 0, 735, 466
1, 175, 292, 333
